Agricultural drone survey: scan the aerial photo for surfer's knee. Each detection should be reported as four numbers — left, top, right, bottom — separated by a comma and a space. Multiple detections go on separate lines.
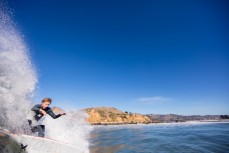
40, 125, 45, 130
31, 126, 38, 132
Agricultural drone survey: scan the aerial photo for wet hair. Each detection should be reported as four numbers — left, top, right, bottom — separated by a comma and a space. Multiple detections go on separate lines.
42, 97, 52, 103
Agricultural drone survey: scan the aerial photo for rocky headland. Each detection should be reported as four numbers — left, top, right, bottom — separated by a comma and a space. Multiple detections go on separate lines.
84, 107, 151, 125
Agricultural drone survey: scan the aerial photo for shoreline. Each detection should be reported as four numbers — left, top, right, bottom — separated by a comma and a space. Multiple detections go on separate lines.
89, 119, 229, 126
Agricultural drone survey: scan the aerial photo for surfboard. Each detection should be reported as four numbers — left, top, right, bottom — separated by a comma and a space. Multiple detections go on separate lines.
0, 129, 26, 153
0, 129, 85, 153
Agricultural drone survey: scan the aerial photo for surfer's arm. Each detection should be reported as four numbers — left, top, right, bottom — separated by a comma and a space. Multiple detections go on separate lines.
31, 104, 42, 111
47, 108, 61, 119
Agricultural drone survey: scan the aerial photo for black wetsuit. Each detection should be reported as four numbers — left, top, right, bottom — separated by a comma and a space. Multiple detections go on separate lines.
30, 104, 61, 137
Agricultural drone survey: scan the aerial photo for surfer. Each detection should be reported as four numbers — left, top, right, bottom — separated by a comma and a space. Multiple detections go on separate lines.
28, 98, 66, 137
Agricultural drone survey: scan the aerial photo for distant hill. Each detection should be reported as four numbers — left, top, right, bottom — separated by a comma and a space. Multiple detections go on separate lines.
146, 114, 222, 123
84, 107, 151, 125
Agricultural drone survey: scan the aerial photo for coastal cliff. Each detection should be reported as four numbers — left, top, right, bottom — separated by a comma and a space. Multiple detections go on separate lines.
52, 106, 151, 125
52, 107, 227, 125
84, 107, 151, 125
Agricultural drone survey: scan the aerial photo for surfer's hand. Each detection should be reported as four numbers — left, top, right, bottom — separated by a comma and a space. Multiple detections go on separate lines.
60, 112, 66, 116
39, 109, 47, 115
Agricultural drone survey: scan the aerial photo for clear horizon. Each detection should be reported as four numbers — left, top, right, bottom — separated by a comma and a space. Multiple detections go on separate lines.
6, 0, 229, 115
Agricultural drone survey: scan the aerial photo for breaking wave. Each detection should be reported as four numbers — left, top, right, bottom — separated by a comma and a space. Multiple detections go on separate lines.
0, 2, 92, 152
0, 2, 37, 134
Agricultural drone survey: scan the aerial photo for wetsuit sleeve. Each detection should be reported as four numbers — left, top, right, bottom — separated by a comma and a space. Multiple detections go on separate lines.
46, 108, 61, 119
31, 104, 42, 111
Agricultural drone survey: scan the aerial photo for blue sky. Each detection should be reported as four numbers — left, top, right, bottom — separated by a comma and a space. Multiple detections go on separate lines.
8, 0, 229, 115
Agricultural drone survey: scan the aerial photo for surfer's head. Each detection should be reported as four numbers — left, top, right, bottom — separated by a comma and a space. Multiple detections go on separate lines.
41, 97, 52, 109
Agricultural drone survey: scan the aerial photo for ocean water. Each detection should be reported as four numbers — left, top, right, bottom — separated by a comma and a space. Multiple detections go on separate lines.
90, 122, 229, 153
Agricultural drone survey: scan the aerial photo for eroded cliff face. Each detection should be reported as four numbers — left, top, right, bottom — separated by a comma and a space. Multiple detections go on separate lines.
52, 106, 151, 124
84, 107, 151, 124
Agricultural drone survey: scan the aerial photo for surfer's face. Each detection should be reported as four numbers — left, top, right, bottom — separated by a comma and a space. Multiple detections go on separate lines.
42, 102, 51, 109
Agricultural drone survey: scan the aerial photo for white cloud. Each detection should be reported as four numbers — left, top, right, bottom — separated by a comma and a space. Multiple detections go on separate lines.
136, 96, 173, 104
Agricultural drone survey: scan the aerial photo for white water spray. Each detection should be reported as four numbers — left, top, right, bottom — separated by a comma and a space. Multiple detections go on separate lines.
0, 4, 37, 133
45, 110, 92, 151
0, 3, 92, 153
